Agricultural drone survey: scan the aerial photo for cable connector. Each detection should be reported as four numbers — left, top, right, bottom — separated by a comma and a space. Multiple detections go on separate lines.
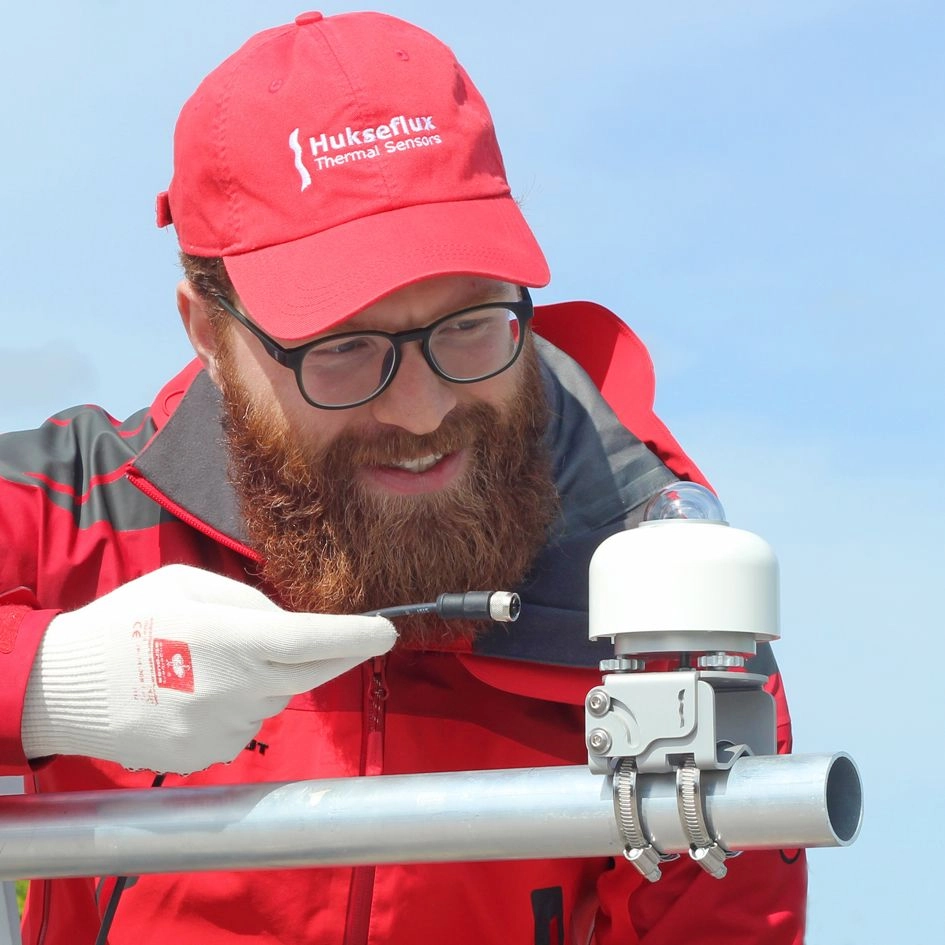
436, 591, 521, 623
364, 591, 521, 623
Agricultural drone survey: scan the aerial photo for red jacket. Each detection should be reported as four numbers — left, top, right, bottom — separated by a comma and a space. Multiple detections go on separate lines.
0, 301, 806, 944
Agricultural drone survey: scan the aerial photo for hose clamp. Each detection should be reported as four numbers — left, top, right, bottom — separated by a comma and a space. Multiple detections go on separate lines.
613, 758, 677, 882
675, 756, 740, 878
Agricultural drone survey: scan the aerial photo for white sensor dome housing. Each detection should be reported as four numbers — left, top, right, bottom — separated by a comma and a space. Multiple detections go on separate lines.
589, 503, 780, 656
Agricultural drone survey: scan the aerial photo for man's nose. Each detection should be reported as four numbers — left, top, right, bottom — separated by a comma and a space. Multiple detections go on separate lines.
368, 342, 457, 434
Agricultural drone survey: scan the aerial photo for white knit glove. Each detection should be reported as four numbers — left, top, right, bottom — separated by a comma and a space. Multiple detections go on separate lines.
21, 565, 396, 774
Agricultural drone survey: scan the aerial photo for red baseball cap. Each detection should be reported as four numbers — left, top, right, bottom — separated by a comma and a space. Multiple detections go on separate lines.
156, 10, 550, 340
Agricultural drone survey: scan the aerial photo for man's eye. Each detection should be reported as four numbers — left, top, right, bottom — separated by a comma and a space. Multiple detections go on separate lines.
312, 336, 374, 357
442, 312, 504, 335
453, 317, 489, 332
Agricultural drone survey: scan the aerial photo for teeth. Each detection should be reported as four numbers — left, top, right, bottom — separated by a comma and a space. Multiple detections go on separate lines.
388, 453, 443, 473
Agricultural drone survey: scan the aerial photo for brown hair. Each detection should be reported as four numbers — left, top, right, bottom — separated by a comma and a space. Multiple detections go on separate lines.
179, 251, 234, 331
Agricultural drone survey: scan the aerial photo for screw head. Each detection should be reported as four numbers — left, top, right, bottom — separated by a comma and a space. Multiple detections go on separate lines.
588, 728, 613, 754
586, 688, 611, 717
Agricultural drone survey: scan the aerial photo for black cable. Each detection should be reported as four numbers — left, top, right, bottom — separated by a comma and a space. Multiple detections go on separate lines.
94, 772, 166, 945
364, 601, 438, 619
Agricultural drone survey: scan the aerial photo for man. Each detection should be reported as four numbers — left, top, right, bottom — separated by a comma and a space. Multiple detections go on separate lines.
0, 10, 806, 944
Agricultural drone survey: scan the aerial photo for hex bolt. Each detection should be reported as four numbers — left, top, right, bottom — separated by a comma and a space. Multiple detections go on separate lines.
588, 728, 613, 754
586, 688, 611, 718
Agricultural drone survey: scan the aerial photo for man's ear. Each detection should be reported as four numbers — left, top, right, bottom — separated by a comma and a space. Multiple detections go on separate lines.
177, 280, 223, 385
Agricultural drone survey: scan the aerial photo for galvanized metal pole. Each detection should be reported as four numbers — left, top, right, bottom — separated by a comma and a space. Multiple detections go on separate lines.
0, 754, 861, 881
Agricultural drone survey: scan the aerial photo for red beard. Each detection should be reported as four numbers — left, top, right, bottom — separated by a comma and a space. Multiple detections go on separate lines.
216, 339, 559, 645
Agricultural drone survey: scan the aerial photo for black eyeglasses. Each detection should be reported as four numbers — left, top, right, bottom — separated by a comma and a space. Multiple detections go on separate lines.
215, 288, 534, 410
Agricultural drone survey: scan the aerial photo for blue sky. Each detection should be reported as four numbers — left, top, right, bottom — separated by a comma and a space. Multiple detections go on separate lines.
1, 2, 942, 941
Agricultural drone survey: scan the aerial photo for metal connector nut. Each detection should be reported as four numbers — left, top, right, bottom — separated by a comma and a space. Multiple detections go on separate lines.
488, 592, 521, 622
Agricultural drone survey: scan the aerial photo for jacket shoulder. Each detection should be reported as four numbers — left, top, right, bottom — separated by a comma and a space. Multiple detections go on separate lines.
0, 404, 154, 492
0, 391, 171, 551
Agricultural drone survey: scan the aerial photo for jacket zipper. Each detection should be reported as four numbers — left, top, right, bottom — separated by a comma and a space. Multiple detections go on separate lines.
126, 467, 260, 560
343, 655, 389, 945
33, 767, 51, 945
33, 879, 50, 945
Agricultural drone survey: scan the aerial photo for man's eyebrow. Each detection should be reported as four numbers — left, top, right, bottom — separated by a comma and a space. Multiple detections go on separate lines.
335, 282, 519, 334
460, 280, 518, 306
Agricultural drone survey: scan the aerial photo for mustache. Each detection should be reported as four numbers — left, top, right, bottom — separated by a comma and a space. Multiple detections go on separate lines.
316, 402, 497, 469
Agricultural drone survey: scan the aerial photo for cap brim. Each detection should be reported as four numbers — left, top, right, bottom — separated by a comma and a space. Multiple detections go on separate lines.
223, 195, 550, 340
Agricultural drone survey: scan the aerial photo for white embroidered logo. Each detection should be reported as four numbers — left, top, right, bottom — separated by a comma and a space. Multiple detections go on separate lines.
288, 114, 443, 188
288, 128, 312, 191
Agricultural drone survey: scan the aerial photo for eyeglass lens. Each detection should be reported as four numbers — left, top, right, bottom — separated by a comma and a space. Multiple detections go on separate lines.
300, 306, 524, 407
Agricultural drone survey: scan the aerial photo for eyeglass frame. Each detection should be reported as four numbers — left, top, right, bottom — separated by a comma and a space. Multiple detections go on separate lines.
213, 287, 535, 410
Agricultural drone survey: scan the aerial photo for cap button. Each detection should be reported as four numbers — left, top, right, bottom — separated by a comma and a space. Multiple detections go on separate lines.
295, 11, 324, 25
